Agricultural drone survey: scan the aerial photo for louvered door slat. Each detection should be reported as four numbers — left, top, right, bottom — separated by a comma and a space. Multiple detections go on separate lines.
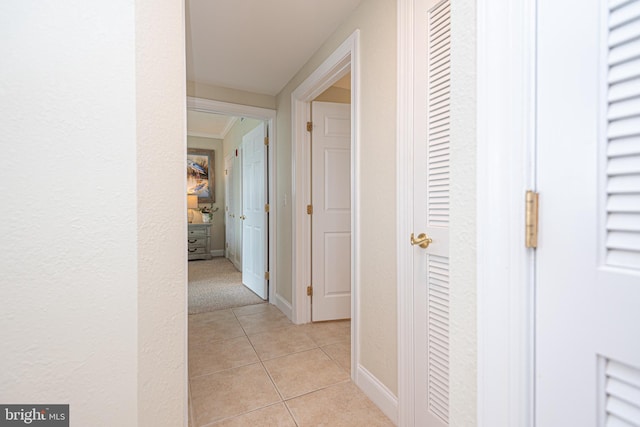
609, 59, 640, 85
425, 1, 450, 424
610, 0, 640, 27
605, 0, 640, 270
604, 359, 640, 427
608, 97, 640, 120
608, 137, 640, 156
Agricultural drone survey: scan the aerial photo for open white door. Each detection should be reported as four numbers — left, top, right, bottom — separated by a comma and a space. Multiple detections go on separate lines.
225, 150, 242, 270
310, 101, 351, 322
224, 153, 235, 262
411, 0, 451, 425
241, 124, 267, 299
536, 0, 640, 425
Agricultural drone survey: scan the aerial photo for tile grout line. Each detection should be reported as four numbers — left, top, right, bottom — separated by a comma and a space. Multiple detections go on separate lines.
198, 402, 294, 427
235, 305, 301, 426
191, 307, 356, 426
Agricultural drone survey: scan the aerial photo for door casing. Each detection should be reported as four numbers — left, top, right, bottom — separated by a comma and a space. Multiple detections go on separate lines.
187, 97, 277, 304
291, 30, 360, 378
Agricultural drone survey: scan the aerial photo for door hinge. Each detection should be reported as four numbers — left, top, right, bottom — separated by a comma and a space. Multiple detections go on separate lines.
225, 169, 228, 176
307, 204, 313, 215
306, 121, 313, 132
525, 190, 539, 248
264, 136, 269, 146
226, 242, 229, 248
307, 285, 313, 296
265, 203, 270, 213
265, 271, 270, 280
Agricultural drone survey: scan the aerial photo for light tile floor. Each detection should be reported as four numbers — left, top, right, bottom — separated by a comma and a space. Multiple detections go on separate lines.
188, 303, 394, 426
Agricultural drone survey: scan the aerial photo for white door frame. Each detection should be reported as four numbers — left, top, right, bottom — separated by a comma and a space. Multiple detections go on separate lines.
187, 97, 277, 304
291, 30, 360, 374
475, 0, 536, 425
396, 0, 535, 426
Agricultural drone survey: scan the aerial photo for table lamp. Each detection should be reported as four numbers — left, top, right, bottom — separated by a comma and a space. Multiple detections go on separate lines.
187, 194, 198, 223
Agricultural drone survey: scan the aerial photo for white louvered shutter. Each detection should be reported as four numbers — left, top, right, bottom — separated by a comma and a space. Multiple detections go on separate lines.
606, 0, 640, 270
425, 1, 450, 425
535, 0, 640, 425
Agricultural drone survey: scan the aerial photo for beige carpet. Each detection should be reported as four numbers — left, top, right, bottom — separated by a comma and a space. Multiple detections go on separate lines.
188, 257, 264, 314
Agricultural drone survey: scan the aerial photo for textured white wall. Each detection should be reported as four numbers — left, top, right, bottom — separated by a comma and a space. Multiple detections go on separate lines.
449, 0, 477, 424
0, 1, 186, 425
0, 1, 138, 424
135, 0, 187, 425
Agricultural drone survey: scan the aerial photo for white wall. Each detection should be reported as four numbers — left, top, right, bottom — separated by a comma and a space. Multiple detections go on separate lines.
0, 1, 186, 425
449, 0, 477, 424
275, 0, 398, 394
222, 118, 263, 159
314, 86, 351, 103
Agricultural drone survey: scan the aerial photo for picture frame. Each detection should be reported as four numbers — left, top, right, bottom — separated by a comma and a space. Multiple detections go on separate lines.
187, 148, 215, 203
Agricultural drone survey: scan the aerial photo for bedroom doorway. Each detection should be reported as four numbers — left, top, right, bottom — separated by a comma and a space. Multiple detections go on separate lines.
187, 97, 277, 306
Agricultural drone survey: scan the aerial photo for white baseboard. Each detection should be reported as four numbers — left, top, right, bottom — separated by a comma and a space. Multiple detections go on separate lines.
210, 249, 225, 257
356, 365, 398, 425
274, 293, 293, 321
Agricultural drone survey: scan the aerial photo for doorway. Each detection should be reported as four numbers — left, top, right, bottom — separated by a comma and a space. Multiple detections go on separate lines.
291, 30, 360, 381
309, 99, 352, 321
187, 97, 277, 304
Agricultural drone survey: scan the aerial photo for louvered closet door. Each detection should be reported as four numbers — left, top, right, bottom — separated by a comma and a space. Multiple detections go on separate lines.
413, 0, 450, 425
536, 0, 640, 425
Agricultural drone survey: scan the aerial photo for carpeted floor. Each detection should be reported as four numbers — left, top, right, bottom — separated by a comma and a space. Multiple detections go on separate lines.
188, 257, 264, 314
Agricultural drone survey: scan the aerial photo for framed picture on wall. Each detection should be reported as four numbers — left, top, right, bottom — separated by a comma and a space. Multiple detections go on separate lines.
187, 148, 215, 203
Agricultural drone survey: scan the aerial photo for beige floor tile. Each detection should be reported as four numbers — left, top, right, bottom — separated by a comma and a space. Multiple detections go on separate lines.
297, 320, 351, 347
263, 348, 349, 399
189, 309, 237, 323
190, 363, 281, 426
189, 336, 259, 378
236, 309, 293, 335
232, 303, 271, 317
189, 317, 246, 344
248, 326, 318, 361
285, 381, 394, 427
321, 341, 351, 373
210, 403, 296, 427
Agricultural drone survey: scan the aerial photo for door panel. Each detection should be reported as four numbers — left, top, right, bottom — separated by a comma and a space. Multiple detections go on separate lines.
311, 101, 351, 321
413, 0, 450, 425
225, 151, 242, 269
225, 154, 235, 264
536, 0, 640, 425
241, 124, 267, 299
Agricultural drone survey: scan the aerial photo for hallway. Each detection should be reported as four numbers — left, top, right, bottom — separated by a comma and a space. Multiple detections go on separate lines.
188, 303, 393, 426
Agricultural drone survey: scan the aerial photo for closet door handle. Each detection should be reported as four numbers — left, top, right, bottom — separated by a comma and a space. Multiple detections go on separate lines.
410, 233, 432, 249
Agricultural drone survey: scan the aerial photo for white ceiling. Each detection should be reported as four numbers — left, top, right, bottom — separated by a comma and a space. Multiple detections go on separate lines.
186, 0, 363, 96
187, 110, 238, 139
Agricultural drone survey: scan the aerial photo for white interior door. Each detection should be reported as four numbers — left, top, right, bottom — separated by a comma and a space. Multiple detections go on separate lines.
225, 151, 242, 270
310, 101, 351, 322
536, 0, 640, 425
241, 124, 267, 299
412, 0, 451, 425
224, 153, 235, 262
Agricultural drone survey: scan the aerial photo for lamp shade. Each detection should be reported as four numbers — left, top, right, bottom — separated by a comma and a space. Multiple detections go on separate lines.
187, 194, 199, 209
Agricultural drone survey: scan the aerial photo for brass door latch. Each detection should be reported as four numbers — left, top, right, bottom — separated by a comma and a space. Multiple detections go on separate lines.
410, 233, 432, 249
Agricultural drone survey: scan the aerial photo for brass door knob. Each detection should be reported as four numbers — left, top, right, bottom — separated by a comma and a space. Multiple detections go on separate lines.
410, 233, 432, 249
